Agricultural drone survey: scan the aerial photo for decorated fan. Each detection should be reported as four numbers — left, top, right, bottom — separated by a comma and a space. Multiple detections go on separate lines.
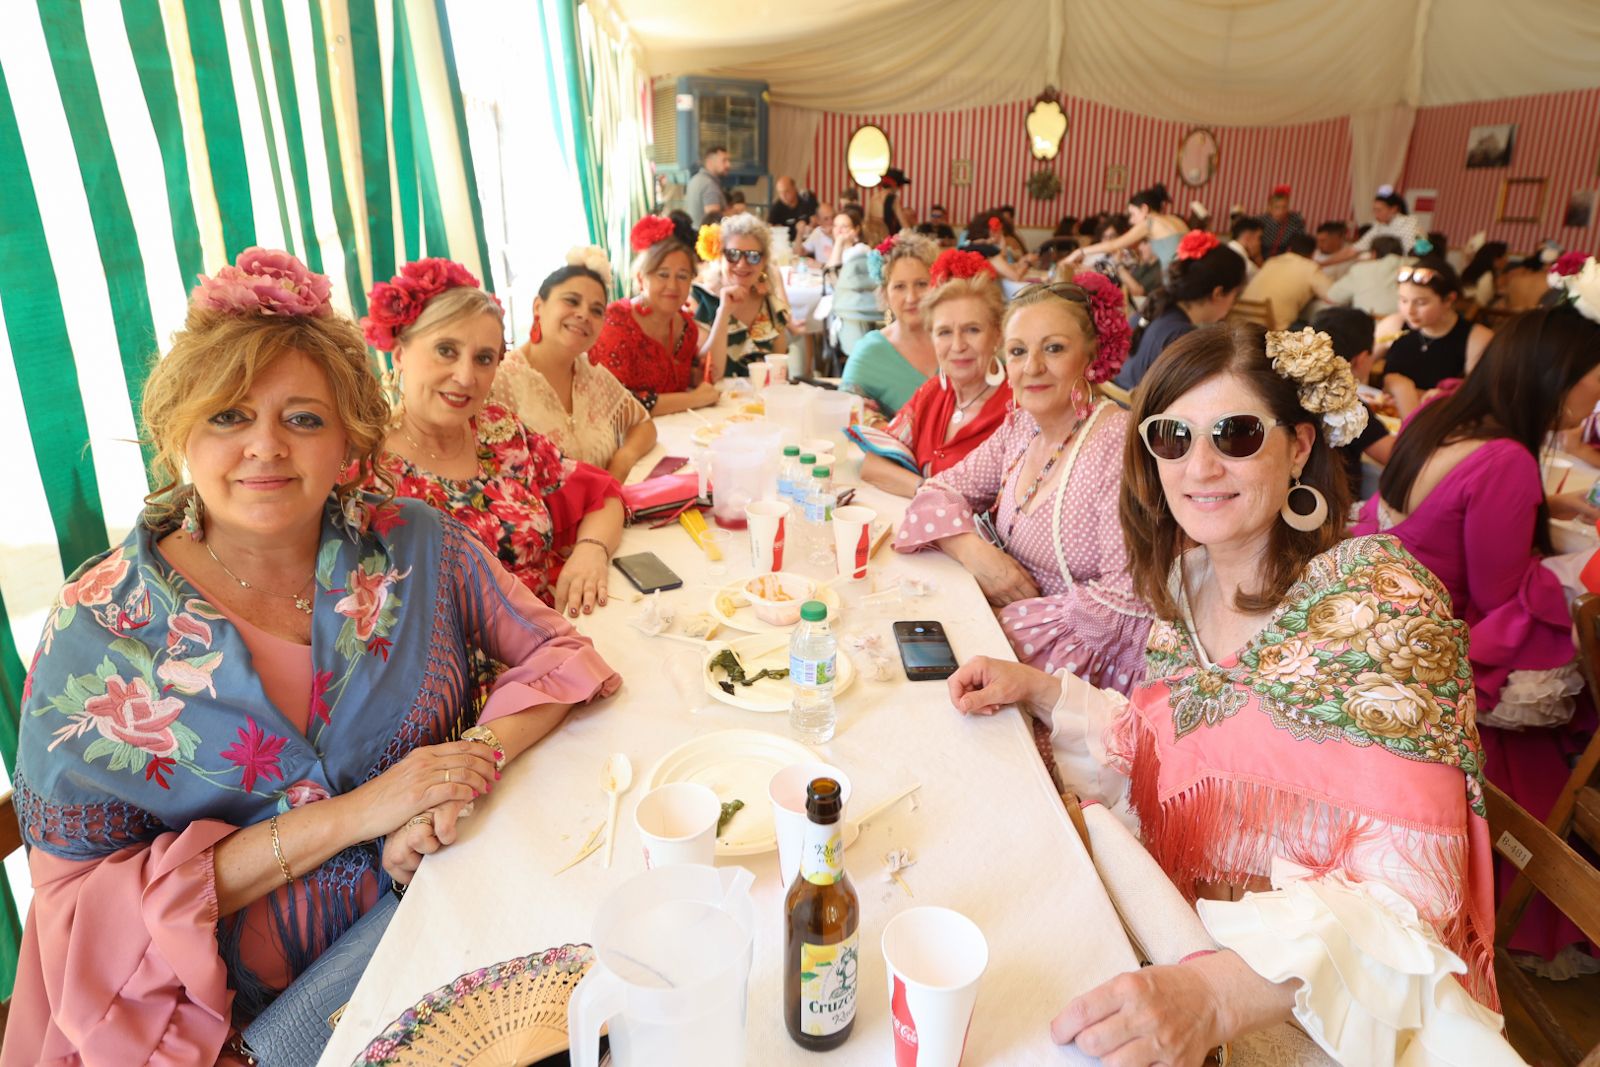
845, 424, 920, 474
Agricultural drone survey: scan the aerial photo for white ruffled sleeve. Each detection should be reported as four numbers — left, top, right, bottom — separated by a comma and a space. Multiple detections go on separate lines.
1197, 860, 1523, 1067
1033, 669, 1133, 818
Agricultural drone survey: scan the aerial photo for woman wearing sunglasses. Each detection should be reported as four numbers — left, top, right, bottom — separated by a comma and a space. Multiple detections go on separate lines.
895, 274, 1151, 694
838, 232, 939, 418
1383, 257, 1493, 418
690, 212, 791, 376
588, 217, 727, 416
948, 323, 1511, 1065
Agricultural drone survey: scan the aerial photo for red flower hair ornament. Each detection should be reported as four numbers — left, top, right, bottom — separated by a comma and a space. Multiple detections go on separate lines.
361, 258, 490, 351
630, 215, 677, 252
1177, 231, 1221, 261
987, 216, 1003, 235
1070, 271, 1132, 384
929, 249, 998, 285
1271, 184, 1292, 198
874, 236, 897, 256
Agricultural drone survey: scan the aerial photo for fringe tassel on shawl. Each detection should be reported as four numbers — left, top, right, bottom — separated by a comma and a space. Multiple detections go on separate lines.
1126, 716, 1499, 1009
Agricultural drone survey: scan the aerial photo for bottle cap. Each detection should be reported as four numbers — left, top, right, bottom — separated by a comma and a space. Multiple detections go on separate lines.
812, 466, 831, 478
805, 776, 844, 822
783, 445, 800, 456
799, 453, 816, 464
800, 599, 828, 622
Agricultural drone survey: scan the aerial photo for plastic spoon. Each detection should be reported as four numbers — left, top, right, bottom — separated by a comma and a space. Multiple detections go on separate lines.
601, 753, 633, 869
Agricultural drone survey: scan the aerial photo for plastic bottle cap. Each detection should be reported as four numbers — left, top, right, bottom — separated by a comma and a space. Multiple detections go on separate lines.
799, 453, 816, 464
800, 600, 828, 621
812, 467, 831, 478
783, 445, 800, 456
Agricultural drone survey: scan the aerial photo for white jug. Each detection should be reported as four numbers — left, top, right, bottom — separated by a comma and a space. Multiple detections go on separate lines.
568, 865, 756, 1067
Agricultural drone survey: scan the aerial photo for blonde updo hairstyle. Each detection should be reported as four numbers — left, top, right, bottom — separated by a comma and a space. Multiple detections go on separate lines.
141, 306, 393, 524
394, 285, 506, 352
879, 233, 938, 292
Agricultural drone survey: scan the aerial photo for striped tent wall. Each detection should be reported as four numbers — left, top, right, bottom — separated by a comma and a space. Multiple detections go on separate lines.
0, 0, 490, 985
1401, 87, 1600, 251
805, 96, 1353, 233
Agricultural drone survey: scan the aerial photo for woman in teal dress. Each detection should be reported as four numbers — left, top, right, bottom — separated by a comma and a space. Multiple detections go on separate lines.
838, 232, 939, 418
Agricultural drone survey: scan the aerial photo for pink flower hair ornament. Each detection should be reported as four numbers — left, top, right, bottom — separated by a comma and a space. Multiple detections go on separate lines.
361, 258, 490, 351
1070, 271, 1132, 383
191, 247, 333, 319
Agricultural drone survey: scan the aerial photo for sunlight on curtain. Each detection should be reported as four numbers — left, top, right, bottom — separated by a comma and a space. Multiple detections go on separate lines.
445, 0, 588, 339
577, 2, 652, 297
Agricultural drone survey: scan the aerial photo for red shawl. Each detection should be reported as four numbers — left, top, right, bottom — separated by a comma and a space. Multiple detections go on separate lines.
887, 376, 1012, 477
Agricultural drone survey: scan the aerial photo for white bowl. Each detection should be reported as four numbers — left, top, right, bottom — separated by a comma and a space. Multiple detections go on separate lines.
743, 572, 817, 626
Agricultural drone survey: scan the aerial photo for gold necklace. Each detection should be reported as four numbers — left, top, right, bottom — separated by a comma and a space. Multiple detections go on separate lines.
400, 415, 468, 462
204, 541, 314, 615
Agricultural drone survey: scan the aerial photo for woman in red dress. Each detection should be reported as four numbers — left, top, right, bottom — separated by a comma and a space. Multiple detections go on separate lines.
588, 216, 729, 415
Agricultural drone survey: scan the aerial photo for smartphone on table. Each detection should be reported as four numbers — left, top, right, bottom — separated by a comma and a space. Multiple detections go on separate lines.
892, 621, 959, 681
613, 552, 683, 594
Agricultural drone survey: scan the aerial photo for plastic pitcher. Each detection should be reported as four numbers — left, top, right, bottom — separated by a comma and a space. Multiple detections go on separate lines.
711, 425, 781, 528
568, 865, 756, 1067
810, 391, 857, 450
762, 384, 814, 445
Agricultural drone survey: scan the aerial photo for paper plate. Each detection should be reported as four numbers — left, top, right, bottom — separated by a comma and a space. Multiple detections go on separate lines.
704, 631, 856, 713
644, 730, 820, 855
355, 944, 592, 1066
690, 414, 760, 446
710, 578, 842, 634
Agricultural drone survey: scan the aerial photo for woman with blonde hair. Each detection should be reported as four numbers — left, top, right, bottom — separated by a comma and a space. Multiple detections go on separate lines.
4, 249, 619, 1065
588, 217, 728, 414
363, 258, 624, 618
690, 212, 791, 374
839, 232, 940, 417
492, 247, 657, 478
857, 249, 1013, 495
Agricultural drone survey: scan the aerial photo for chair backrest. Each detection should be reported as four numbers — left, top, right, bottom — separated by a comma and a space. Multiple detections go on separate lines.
1486, 780, 1600, 947
0, 792, 19, 864
1227, 297, 1272, 327
1096, 381, 1132, 409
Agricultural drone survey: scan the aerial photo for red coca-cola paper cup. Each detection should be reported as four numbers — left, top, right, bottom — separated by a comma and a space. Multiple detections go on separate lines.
881, 907, 988, 1067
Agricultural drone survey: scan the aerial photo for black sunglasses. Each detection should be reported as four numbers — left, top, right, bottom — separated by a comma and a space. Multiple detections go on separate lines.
1016, 280, 1092, 312
1138, 412, 1284, 461
724, 249, 765, 266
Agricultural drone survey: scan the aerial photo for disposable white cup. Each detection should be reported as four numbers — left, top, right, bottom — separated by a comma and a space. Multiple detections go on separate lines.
749, 362, 773, 390
882, 907, 989, 1067
764, 352, 789, 386
745, 500, 792, 572
1543, 457, 1573, 495
768, 763, 853, 888
635, 783, 720, 869
831, 506, 878, 582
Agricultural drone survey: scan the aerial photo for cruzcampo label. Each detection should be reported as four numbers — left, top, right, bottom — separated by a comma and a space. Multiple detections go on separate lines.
799, 933, 859, 1037
800, 818, 843, 885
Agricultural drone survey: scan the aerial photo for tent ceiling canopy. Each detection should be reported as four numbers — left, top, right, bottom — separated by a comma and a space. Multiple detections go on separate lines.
603, 0, 1600, 124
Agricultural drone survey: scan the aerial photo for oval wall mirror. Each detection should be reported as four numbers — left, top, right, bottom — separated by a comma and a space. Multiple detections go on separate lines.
847, 124, 891, 187
1177, 127, 1220, 188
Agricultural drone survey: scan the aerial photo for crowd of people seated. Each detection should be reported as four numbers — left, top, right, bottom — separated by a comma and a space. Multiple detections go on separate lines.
9, 148, 1600, 1065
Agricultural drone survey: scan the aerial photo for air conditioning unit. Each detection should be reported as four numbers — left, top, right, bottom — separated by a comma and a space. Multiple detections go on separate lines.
649, 76, 769, 186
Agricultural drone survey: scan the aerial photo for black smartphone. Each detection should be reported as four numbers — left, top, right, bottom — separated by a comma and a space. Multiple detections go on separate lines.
613, 552, 683, 593
892, 621, 959, 681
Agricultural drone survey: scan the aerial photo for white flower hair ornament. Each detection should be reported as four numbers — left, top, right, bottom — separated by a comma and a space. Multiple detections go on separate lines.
1265, 327, 1370, 448
1569, 257, 1600, 326
566, 245, 613, 289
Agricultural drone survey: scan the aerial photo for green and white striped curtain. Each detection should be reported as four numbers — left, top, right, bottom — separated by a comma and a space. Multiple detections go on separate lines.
576, 3, 653, 296
0, 0, 492, 995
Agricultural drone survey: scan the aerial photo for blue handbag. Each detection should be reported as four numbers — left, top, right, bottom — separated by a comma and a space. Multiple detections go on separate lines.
240, 892, 398, 1065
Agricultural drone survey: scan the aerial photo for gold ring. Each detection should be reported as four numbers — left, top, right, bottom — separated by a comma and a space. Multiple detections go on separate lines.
444, 769, 452, 784
408, 813, 433, 827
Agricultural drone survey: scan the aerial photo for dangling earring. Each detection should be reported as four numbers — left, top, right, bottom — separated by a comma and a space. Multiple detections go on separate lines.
633, 296, 653, 317
380, 364, 404, 407
529, 319, 543, 344
1281, 477, 1329, 532
181, 491, 205, 542
984, 355, 1006, 388
1069, 377, 1093, 420
937, 367, 948, 391
333, 484, 369, 540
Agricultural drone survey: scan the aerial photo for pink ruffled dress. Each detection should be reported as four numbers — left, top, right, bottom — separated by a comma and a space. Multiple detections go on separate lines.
894, 401, 1153, 693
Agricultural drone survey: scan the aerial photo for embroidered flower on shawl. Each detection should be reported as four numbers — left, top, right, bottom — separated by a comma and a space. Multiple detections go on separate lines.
1177, 231, 1220, 260
309, 669, 334, 727
1306, 592, 1381, 640
1255, 636, 1319, 683
166, 612, 213, 652
1170, 667, 1248, 739
220, 716, 288, 794
83, 675, 184, 757
1367, 560, 1428, 606
333, 555, 409, 657
631, 215, 677, 252
156, 653, 223, 697
61, 552, 130, 609
695, 224, 722, 262
1344, 672, 1443, 739
1364, 615, 1459, 685
192, 247, 333, 319
284, 779, 331, 808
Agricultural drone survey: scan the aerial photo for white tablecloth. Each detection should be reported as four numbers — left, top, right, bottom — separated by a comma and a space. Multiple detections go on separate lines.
319, 407, 1138, 1066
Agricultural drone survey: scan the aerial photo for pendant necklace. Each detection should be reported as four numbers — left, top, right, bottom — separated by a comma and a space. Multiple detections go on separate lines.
205, 542, 314, 615
949, 384, 993, 426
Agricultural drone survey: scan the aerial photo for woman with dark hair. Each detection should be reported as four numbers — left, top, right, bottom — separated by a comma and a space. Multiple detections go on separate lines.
1461, 241, 1509, 309
948, 322, 1513, 1064
493, 249, 656, 478
962, 213, 1033, 282
1325, 189, 1425, 265
1115, 233, 1247, 390
1067, 183, 1189, 269
1382, 257, 1493, 416
1352, 305, 1600, 971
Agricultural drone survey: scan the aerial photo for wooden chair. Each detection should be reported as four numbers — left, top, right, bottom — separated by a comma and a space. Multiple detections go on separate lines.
1487, 779, 1600, 1065
1227, 297, 1272, 328
1096, 381, 1132, 409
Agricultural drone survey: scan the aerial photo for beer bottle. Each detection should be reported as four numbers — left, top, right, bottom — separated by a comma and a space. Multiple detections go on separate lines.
784, 777, 859, 1049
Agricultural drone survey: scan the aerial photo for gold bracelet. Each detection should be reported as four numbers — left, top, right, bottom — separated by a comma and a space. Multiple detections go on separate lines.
269, 814, 294, 885
461, 724, 507, 770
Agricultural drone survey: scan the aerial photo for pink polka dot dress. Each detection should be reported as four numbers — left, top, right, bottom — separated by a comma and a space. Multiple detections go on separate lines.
894, 402, 1154, 694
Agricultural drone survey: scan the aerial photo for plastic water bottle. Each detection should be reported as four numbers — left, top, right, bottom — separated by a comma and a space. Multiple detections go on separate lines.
778, 445, 802, 502
789, 601, 837, 743
804, 467, 837, 566
787, 453, 817, 503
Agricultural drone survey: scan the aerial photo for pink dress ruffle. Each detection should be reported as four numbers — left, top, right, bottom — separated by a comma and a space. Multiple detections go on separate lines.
894, 403, 1152, 694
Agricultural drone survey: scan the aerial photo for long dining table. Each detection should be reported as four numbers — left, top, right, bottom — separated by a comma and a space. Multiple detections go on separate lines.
319, 402, 1139, 1066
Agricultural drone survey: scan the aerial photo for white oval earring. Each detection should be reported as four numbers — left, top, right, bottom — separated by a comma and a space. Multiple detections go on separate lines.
1280, 478, 1329, 532
984, 354, 1006, 388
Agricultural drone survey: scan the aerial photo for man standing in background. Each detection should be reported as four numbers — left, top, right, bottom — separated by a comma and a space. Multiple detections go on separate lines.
686, 145, 731, 220
1259, 185, 1305, 258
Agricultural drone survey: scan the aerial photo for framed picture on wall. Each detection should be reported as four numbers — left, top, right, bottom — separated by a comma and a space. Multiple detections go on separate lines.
1177, 128, 1219, 187
951, 159, 973, 187
1105, 164, 1127, 192
1565, 189, 1596, 228
1466, 123, 1515, 168
1496, 177, 1546, 224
